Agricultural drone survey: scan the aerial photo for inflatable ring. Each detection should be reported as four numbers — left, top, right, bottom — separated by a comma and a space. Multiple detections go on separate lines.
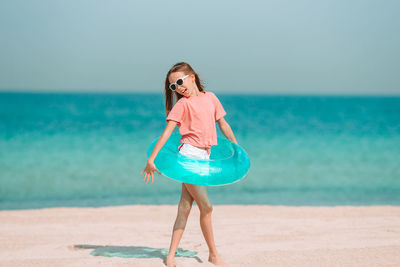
147, 132, 250, 186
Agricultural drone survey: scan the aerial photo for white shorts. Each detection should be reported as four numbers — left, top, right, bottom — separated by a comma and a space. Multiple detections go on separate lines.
179, 143, 210, 177
179, 143, 210, 160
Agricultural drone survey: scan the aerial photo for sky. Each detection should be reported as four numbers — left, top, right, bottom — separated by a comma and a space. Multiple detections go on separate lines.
0, 0, 399, 95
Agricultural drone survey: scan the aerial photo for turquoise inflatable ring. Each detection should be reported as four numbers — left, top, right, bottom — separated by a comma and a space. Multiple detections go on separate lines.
147, 132, 250, 186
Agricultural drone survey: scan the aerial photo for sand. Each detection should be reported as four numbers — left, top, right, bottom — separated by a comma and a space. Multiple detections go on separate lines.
1, 205, 399, 267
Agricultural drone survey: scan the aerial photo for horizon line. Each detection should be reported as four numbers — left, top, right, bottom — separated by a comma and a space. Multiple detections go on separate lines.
0, 89, 399, 97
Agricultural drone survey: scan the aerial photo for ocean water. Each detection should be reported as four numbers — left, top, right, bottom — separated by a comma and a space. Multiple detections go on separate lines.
0, 92, 399, 210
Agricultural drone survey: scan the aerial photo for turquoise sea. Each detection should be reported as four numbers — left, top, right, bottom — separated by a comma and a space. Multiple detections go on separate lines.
0, 92, 399, 210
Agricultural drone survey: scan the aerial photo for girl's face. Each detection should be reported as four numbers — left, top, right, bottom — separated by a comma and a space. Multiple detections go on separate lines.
168, 71, 198, 97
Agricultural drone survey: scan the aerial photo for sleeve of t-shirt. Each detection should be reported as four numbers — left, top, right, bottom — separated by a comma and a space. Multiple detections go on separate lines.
166, 101, 185, 126
211, 92, 226, 121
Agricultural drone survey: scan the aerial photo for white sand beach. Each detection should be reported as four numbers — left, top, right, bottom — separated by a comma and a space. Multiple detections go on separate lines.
1, 205, 399, 267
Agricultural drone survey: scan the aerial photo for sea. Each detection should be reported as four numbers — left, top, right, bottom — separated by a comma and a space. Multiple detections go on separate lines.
0, 92, 399, 210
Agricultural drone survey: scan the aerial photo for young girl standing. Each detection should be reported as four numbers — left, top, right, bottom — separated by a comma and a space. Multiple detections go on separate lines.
141, 62, 238, 267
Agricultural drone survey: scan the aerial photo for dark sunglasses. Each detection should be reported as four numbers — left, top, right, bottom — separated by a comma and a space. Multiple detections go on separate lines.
169, 75, 189, 91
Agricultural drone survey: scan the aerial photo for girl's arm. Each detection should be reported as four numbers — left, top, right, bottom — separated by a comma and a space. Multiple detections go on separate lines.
141, 120, 177, 184
147, 120, 178, 163
217, 117, 238, 144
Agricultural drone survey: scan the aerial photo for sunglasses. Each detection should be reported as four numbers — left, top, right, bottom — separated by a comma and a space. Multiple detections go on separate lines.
169, 75, 189, 91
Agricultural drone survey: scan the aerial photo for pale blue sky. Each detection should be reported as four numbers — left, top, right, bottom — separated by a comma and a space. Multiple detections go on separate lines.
0, 0, 399, 95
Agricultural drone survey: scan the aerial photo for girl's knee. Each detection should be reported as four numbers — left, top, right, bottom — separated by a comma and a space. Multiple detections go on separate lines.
199, 204, 213, 215
178, 202, 192, 217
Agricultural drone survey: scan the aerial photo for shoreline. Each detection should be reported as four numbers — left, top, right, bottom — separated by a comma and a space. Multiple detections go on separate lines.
1, 205, 399, 266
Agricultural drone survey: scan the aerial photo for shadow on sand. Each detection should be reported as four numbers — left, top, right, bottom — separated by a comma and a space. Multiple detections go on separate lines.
71, 244, 203, 263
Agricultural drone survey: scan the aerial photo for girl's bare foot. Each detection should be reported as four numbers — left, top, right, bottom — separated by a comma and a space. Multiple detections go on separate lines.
208, 254, 227, 266
164, 254, 176, 267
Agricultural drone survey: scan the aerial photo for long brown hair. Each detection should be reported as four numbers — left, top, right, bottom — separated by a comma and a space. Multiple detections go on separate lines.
165, 62, 205, 116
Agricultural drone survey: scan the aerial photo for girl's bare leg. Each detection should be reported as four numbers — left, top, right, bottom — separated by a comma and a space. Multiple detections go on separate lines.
183, 183, 227, 266
165, 183, 194, 267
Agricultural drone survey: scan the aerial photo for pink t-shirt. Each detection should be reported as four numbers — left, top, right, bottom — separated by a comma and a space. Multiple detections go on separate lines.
166, 90, 226, 155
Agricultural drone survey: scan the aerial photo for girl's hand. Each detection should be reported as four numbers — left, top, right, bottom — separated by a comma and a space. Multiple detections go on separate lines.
140, 160, 161, 184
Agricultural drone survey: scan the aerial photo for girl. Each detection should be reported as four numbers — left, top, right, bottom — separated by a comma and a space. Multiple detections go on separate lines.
141, 62, 238, 267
